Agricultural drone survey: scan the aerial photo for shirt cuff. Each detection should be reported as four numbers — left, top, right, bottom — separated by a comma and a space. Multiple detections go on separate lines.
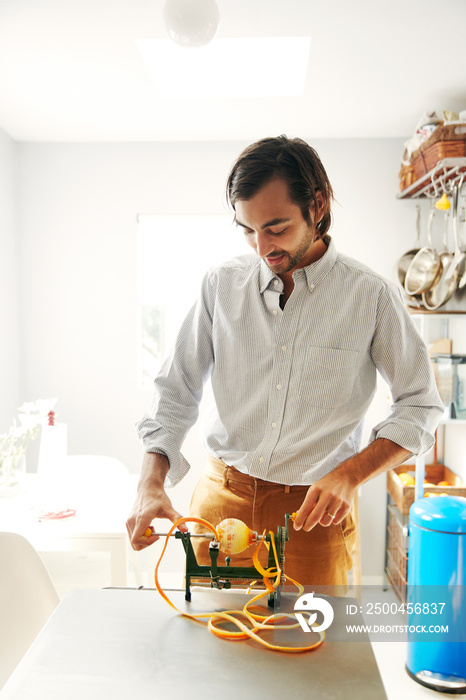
136, 417, 191, 487
369, 418, 438, 458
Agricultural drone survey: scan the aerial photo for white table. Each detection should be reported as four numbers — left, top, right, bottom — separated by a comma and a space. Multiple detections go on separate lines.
0, 588, 387, 700
0, 472, 138, 586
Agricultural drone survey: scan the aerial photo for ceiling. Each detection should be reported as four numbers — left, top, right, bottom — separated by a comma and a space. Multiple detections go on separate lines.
0, 0, 465, 142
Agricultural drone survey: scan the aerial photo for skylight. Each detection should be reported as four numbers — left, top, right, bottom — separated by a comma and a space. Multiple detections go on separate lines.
136, 37, 311, 99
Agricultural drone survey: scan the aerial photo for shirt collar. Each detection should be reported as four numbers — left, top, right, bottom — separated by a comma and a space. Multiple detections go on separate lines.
259, 258, 278, 293
259, 235, 337, 294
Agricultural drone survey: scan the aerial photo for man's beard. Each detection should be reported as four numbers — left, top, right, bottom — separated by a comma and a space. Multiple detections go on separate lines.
266, 225, 317, 273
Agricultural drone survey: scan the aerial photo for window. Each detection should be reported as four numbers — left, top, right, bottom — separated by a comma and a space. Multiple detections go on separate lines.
137, 215, 244, 388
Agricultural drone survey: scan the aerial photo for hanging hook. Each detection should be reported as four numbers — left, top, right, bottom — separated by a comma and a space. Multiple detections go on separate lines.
430, 167, 440, 198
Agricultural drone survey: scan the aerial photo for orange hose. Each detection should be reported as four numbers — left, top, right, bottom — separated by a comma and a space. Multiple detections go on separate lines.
151, 517, 325, 653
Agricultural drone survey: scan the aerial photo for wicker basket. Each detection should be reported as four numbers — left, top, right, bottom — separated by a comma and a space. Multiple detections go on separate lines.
386, 503, 409, 602
386, 552, 407, 603
411, 124, 466, 178
387, 464, 466, 515
398, 163, 417, 191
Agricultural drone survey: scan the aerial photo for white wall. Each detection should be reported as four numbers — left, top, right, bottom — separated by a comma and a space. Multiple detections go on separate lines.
17, 138, 420, 581
0, 128, 21, 430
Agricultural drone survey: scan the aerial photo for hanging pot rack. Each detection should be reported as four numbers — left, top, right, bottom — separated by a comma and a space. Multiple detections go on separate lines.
397, 157, 466, 200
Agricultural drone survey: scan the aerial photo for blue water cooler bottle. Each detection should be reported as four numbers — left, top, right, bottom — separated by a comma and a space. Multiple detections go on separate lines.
406, 495, 466, 693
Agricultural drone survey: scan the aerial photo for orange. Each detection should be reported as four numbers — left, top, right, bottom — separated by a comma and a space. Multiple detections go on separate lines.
399, 473, 415, 486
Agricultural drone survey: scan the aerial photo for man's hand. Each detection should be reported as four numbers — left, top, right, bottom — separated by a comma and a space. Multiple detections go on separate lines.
126, 487, 187, 551
126, 452, 187, 551
293, 469, 357, 531
293, 438, 411, 532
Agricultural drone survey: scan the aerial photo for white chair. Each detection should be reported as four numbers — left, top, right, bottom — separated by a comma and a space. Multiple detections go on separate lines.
0, 531, 60, 690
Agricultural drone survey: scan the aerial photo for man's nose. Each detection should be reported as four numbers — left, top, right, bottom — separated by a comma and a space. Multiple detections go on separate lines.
255, 231, 273, 258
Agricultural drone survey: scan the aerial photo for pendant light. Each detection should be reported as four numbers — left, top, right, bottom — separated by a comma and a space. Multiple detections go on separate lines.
163, 0, 220, 48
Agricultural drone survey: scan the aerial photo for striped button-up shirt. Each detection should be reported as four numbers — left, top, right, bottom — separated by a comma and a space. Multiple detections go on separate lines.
137, 237, 444, 487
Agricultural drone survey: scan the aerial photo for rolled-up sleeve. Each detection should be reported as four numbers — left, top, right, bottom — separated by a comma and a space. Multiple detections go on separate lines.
369, 285, 444, 456
136, 271, 216, 486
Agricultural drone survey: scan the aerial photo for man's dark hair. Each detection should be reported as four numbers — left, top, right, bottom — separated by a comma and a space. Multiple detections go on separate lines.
226, 135, 334, 237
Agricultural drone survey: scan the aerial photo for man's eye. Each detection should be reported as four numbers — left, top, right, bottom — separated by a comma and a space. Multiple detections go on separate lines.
270, 228, 286, 236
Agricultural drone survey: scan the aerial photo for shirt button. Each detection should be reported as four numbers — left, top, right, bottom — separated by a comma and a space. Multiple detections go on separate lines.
272, 309, 278, 315
310, 283, 315, 291
259, 457, 264, 463
276, 384, 282, 390
271, 422, 277, 428
281, 345, 287, 352
273, 279, 279, 285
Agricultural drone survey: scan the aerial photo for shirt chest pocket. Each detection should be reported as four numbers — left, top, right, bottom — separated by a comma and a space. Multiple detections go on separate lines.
298, 346, 360, 408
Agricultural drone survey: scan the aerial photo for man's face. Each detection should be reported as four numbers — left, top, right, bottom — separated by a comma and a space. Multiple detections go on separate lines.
234, 178, 324, 276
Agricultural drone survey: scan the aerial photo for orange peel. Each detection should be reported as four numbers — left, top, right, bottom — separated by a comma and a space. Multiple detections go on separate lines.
152, 516, 325, 653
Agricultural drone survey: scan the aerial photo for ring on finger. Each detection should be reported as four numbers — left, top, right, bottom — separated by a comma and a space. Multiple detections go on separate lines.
325, 512, 337, 519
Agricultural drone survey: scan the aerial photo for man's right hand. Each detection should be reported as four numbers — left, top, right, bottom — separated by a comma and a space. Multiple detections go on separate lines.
126, 452, 188, 551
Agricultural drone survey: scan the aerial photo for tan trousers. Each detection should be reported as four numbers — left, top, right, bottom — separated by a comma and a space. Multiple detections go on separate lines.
188, 456, 356, 591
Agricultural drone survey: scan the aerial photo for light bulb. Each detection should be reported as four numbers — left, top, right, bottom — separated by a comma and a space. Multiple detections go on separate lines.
163, 0, 219, 48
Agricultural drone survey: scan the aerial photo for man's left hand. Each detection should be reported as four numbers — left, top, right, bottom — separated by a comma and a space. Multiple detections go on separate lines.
293, 469, 356, 531
292, 438, 412, 531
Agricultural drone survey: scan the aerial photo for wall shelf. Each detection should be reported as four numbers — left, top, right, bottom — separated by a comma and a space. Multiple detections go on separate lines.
440, 419, 466, 425
396, 157, 466, 199
408, 310, 466, 317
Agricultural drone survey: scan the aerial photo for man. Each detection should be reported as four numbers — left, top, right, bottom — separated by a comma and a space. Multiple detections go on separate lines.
127, 136, 443, 587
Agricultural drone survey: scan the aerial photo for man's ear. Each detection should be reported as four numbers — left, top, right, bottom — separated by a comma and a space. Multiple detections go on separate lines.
312, 190, 325, 224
